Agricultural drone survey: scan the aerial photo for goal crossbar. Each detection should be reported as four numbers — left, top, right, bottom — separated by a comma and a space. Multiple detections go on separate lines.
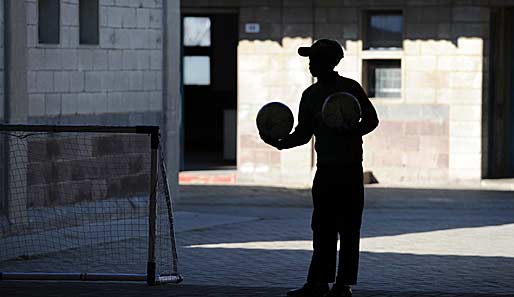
0, 124, 159, 135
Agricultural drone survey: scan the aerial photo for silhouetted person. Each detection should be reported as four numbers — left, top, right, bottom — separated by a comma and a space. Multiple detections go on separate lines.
261, 39, 379, 297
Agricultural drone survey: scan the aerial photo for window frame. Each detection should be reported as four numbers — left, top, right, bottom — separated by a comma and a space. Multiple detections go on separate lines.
363, 9, 404, 51
362, 59, 403, 100
79, 0, 100, 45
182, 15, 213, 87
38, 0, 61, 45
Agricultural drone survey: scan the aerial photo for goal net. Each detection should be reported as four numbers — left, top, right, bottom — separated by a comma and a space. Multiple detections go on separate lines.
0, 125, 182, 285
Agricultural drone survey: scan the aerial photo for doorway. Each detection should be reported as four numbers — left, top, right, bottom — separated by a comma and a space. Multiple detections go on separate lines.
488, 8, 514, 178
181, 14, 238, 170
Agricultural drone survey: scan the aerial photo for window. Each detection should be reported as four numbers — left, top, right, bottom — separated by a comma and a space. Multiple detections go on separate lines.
38, 0, 60, 44
79, 0, 99, 45
364, 60, 401, 98
365, 11, 402, 50
183, 56, 211, 85
183, 17, 211, 47
182, 16, 212, 85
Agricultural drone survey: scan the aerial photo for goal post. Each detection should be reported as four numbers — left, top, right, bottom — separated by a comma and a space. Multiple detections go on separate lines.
0, 124, 182, 285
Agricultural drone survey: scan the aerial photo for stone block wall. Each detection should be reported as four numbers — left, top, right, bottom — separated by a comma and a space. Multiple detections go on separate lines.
236, 0, 314, 186
23, 0, 166, 205
23, 134, 151, 207
0, 0, 4, 121
184, 0, 492, 185
26, 0, 163, 126
447, 6, 489, 181
0, 0, 4, 212
364, 105, 450, 184
362, 5, 486, 184
0, 1, 181, 225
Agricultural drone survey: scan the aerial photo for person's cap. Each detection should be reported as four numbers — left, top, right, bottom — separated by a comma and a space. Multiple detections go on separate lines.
298, 39, 344, 61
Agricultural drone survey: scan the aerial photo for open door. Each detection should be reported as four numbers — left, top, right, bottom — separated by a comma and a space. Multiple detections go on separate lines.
181, 14, 238, 170
488, 8, 514, 178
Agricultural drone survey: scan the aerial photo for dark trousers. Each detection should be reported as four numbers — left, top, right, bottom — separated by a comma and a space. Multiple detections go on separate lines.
307, 164, 364, 285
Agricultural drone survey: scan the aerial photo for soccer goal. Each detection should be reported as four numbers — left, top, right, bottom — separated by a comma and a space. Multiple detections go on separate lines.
0, 124, 182, 285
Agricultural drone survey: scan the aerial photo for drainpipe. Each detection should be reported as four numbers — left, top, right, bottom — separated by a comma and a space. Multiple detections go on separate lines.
4, 0, 28, 124
3, 0, 28, 223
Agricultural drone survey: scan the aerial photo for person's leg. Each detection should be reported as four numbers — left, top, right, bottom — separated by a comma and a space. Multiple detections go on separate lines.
307, 208, 338, 284
307, 168, 338, 284
336, 180, 364, 286
287, 169, 334, 297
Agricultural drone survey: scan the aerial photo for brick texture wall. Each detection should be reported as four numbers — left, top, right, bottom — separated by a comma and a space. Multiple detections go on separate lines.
26, 0, 163, 125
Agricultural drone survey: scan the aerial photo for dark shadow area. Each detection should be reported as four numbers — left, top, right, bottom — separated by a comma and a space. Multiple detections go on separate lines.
181, 13, 238, 171
178, 184, 514, 237
183, 152, 237, 171
1, 282, 511, 297
487, 8, 514, 178
230, 5, 486, 46
174, 246, 514, 295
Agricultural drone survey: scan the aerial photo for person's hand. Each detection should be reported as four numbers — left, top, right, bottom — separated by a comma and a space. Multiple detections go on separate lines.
259, 132, 283, 150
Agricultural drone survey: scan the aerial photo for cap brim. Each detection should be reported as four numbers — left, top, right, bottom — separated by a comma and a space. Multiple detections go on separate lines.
298, 47, 311, 57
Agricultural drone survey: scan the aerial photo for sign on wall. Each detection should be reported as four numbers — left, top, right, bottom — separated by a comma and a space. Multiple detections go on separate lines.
244, 23, 260, 33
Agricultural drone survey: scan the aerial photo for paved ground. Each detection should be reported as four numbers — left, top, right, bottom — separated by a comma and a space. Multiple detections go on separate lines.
2, 184, 514, 296
2, 282, 513, 297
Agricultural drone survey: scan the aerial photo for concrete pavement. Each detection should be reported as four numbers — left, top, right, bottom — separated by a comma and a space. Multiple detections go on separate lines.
1, 184, 514, 296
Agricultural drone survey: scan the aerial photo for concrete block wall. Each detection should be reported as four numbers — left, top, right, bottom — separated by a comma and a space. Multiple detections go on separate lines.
346, 4, 486, 184
185, 0, 491, 185
236, 0, 314, 186
0, 1, 182, 225
0, 0, 4, 121
0, 0, 4, 213
447, 6, 488, 182
26, 0, 164, 125
360, 5, 484, 184
25, 134, 151, 207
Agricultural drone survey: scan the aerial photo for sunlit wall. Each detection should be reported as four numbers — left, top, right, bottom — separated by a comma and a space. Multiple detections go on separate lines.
183, 0, 490, 186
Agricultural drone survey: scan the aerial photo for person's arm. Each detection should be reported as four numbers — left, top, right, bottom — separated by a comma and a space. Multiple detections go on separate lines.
261, 91, 313, 150
352, 82, 379, 136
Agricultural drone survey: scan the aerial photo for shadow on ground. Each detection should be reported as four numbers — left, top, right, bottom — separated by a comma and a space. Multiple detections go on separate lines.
178, 185, 514, 235
1, 282, 513, 297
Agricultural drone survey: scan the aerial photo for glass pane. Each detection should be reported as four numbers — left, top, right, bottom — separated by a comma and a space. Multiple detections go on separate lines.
183, 56, 211, 85
367, 13, 402, 49
39, 0, 60, 44
183, 17, 211, 47
367, 60, 401, 98
79, 0, 99, 45
375, 67, 401, 97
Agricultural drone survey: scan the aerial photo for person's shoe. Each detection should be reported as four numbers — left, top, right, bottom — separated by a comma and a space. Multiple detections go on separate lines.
324, 284, 352, 297
287, 283, 330, 297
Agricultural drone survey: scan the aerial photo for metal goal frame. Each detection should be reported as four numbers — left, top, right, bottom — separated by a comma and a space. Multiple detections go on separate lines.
0, 124, 182, 285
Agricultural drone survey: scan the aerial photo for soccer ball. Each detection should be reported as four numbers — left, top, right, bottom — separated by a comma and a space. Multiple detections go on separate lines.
321, 92, 361, 129
256, 102, 294, 140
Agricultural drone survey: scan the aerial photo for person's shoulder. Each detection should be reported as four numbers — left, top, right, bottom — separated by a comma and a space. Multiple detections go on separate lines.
337, 75, 362, 89
302, 83, 318, 97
